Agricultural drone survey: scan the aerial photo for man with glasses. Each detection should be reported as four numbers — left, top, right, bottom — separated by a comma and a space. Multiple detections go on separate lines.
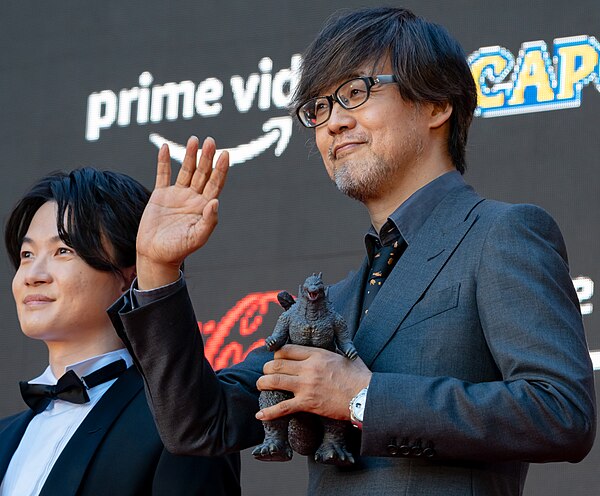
112, 7, 595, 495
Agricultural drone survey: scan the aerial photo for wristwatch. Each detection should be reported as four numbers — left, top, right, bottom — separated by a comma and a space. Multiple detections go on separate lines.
349, 387, 368, 429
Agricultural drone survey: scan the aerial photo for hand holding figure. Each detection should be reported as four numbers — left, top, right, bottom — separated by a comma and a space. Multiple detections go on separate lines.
256, 344, 372, 422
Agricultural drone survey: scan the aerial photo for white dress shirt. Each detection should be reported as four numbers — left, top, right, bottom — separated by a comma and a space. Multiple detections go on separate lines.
0, 349, 133, 496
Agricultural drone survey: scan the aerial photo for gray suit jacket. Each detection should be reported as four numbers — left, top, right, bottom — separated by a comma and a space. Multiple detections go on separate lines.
113, 184, 595, 496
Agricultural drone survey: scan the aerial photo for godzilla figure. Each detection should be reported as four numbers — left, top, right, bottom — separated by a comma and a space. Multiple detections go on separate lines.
252, 273, 358, 466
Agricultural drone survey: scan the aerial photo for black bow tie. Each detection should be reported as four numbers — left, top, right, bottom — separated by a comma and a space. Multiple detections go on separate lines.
20, 359, 127, 414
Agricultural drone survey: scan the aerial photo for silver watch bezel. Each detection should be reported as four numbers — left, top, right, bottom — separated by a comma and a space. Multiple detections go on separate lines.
349, 387, 368, 429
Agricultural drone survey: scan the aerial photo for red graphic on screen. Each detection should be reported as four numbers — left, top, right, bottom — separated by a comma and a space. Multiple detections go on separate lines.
198, 291, 284, 369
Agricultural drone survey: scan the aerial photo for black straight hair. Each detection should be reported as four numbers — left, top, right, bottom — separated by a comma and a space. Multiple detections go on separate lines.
5, 168, 150, 275
293, 7, 477, 172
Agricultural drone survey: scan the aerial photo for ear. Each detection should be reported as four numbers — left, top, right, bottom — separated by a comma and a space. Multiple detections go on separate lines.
120, 266, 137, 292
428, 101, 452, 129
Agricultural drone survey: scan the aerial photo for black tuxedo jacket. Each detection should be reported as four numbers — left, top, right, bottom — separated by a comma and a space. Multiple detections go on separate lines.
0, 366, 240, 496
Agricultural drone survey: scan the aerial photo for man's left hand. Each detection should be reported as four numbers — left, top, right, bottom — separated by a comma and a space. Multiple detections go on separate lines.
255, 344, 372, 421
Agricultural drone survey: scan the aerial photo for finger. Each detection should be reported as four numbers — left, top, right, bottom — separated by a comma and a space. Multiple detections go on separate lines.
197, 199, 219, 240
274, 344, 321, 361
262, 358, 303, 376
256, 372, 300, 393
256, 397, 301, 421
175, 136, 199, 187
201, 150, 229, 201
155, 144, 171, 189
191, 137, 216, 192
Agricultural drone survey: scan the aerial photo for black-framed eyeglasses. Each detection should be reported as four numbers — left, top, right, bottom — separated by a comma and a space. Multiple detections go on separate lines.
296, 75, 397, 128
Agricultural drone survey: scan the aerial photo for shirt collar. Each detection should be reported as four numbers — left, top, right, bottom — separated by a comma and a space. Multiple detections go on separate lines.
365, 170, 466, 259
29, 348, 133, 385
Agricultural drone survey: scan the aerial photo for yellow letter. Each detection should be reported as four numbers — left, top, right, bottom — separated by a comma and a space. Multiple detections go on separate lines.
556, 39, 599, 100
470, 54, 508, 110
508, 43, 555, 106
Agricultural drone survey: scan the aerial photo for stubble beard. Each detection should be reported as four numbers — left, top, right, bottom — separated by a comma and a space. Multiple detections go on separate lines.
332, 152, 396, 203
327, 107, 424, 203
332, 136, 423, 203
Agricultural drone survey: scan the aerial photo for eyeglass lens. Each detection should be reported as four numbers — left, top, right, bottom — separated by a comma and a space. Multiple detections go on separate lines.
300, 78, 369, 127
336, 78, 369, 109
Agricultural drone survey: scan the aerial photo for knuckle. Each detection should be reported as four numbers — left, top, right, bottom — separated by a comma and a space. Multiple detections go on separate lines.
272, 374, 283, 388
278, 402, 292, 415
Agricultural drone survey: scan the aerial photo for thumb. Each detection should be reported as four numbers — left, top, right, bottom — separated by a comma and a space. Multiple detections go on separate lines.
201, 199, 219, 231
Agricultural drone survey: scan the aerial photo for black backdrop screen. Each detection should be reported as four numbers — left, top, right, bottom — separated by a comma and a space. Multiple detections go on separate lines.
2, 1, 600, 494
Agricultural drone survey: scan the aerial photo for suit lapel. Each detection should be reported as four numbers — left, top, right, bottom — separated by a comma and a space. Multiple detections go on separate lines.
38, 367, 142, 496
353, 185, 484, 367
328, 259, 369, 338
0, 410, 34, 481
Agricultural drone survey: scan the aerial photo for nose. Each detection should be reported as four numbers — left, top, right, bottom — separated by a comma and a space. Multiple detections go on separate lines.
326, 102, 356, 135
22, 256, 53, 286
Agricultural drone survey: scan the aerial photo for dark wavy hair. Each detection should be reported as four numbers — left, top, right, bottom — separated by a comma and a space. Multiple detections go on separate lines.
5, 167, 150, 275
293, 7, 477, 173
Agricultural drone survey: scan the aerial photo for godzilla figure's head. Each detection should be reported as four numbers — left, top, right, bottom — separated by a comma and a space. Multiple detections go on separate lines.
300, 273, 325, 302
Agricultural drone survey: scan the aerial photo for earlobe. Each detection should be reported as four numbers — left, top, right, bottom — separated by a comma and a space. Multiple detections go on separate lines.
430, 102, 452, 129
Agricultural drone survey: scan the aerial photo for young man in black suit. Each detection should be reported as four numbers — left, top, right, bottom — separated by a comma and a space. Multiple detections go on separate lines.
0, 168, 240, 496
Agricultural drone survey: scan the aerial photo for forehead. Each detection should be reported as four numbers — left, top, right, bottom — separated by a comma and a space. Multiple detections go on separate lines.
23, 202, 60, 239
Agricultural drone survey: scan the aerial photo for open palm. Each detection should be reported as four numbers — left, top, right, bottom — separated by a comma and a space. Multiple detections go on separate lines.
136, 136, 229, 288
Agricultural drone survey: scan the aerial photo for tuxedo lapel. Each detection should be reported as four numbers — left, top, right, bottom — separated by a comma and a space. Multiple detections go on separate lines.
0, 410, 34, 481
328, 259, 369, 338
353, 186, 484, 367
38, 366, 142, 496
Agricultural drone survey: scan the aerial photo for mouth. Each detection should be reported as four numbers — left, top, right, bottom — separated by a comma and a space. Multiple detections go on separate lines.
307, 291, 320, 301
23, 295, 54, 305
331, 141, 365, 160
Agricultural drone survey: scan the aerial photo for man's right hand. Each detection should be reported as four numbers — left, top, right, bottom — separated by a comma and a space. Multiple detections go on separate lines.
136, 136, 229, 290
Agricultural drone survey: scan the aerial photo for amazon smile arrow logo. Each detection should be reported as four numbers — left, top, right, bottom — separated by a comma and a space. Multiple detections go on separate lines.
149, 116, 293, 166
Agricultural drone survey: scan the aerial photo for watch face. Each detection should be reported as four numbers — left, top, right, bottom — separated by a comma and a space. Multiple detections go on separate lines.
353, 390, 366, 421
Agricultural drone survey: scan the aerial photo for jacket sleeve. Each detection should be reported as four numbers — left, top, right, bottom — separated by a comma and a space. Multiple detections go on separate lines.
110, 283, 268, 456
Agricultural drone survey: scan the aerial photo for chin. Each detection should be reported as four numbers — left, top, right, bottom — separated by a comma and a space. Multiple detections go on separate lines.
21, 329, 54, 342
19, 319, 58, 342
334, 174, 378, 203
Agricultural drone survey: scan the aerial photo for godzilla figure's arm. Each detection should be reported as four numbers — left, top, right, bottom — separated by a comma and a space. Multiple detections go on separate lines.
333, 313, 358, 360
265, 313, 291, 351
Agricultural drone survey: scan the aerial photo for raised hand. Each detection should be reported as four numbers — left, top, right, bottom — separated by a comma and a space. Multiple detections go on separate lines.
136, 136, 229, 289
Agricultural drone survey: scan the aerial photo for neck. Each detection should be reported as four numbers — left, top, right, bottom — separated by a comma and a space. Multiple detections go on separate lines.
47, 331, 124, 378
365, 158, 455, 233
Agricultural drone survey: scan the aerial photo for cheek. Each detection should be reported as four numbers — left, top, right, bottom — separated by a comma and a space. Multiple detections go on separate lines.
315, 130, 331, 160
90, 275, 125, 304
315, 132, 335, 178
11, 272, 23, 303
